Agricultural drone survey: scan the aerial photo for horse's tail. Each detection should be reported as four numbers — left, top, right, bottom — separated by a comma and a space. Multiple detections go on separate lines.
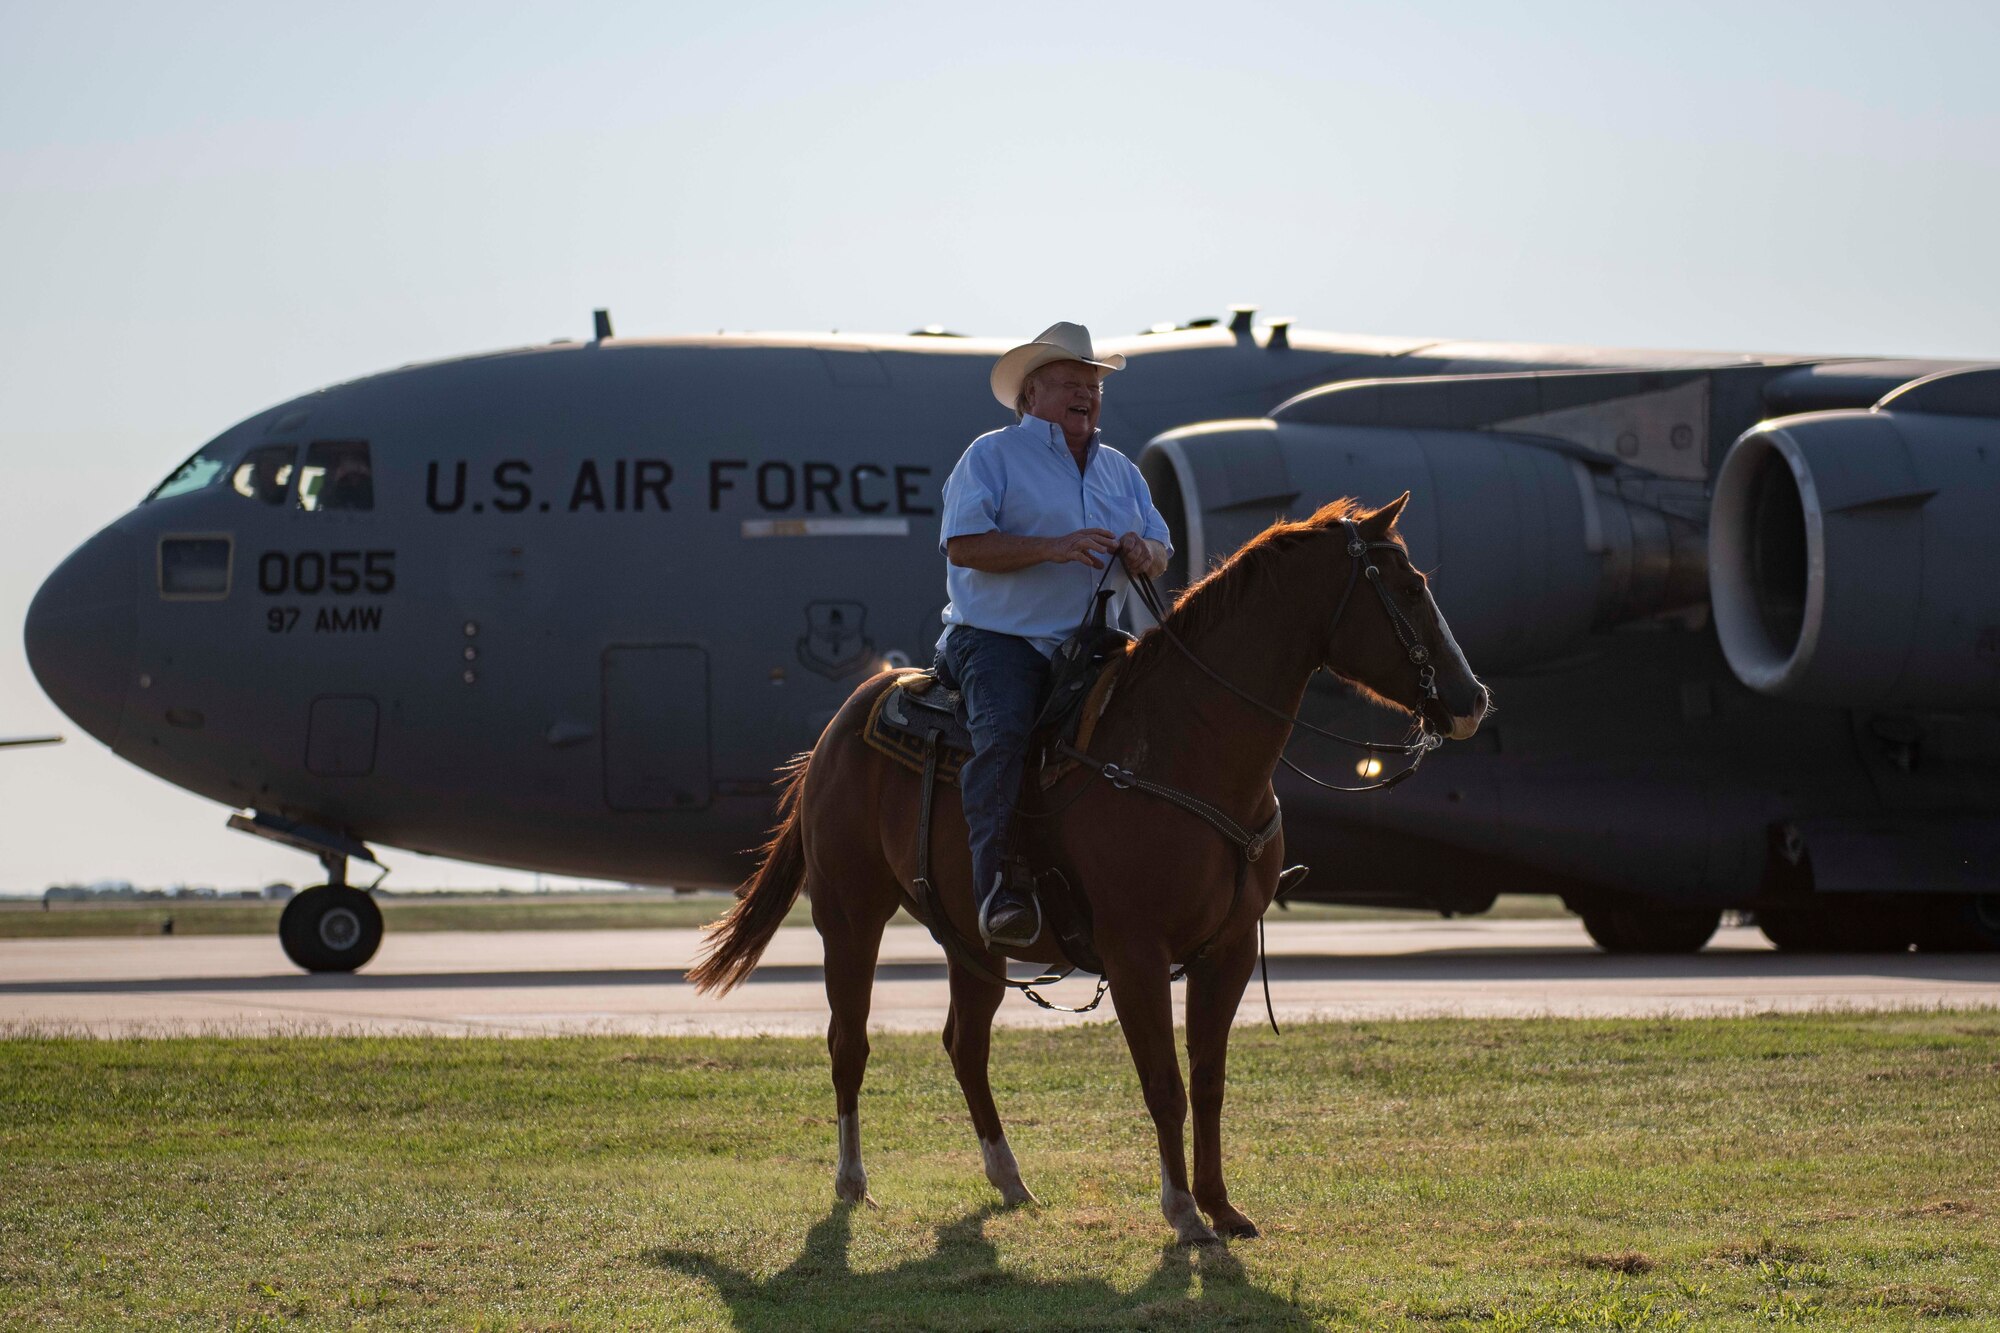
688, 751, 812, 995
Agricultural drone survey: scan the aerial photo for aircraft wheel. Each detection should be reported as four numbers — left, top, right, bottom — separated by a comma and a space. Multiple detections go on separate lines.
1756, 901, 1912, 953
1907, 895, 2000, 953
279, 885, 384, 973
1578, 902, 1720, 954
1760, 896, 1912, 948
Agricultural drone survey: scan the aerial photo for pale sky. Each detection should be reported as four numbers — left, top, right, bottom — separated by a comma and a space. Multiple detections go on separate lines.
4, 0, 1998, 893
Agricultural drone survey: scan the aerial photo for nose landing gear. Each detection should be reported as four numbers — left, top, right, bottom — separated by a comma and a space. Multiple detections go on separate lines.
228, 810, 388, 973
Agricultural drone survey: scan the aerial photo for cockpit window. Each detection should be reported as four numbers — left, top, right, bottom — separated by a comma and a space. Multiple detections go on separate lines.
298, 441, 374, 512
146, 446, 230, 502
230, 445, 296, 506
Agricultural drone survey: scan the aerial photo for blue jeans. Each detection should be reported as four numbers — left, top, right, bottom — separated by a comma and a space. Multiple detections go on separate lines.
935, 626, 1050, 903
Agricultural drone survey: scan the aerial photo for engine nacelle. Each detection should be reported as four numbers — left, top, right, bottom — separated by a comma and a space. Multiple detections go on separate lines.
1709, 410, 2000, 710
1139, 421, 1705, 672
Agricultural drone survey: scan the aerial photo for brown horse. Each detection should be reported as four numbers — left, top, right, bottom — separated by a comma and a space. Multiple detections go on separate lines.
690, 494, 1489, 1245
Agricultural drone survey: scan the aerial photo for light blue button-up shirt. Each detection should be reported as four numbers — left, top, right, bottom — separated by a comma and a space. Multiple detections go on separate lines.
936, 414, 1174, 658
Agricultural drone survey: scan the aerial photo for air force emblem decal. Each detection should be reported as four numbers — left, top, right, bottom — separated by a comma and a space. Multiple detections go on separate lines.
797, 601, 875, 679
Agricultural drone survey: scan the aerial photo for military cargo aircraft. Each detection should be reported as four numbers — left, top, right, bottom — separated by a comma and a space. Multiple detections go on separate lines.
24, 308, 2000, 970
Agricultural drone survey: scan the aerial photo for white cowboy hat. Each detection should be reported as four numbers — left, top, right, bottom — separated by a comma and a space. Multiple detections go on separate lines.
989, 321, 1126, 409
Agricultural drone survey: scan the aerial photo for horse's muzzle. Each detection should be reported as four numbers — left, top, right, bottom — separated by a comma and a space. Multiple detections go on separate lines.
1429, 684, 1490, 742
1448, 684, 1496, 736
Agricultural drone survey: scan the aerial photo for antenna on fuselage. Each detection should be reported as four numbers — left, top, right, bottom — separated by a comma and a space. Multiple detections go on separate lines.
593, 308, 614, 341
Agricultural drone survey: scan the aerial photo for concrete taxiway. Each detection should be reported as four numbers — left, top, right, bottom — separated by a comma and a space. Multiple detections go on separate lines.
5, 918, 1998, 1036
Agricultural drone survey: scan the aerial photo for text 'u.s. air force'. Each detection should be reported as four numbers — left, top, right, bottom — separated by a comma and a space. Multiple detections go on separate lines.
424, 459, 935, 515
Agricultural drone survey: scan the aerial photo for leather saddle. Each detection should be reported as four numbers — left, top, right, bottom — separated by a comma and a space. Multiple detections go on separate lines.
867, 589, 1133, 785
868, 674, 973, 784
880, 675, 972, 753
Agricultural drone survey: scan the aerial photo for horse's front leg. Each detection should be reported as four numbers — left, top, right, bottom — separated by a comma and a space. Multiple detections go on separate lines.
1185, 925, 1260, 1239
813, 871, 898, 1206
942, 957, 1038, 1205
1105, 944, 1218, 1246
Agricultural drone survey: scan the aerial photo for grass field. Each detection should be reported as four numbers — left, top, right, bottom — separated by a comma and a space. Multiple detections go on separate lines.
2, 1014, 1995, 1330
0, 892, 1570, 939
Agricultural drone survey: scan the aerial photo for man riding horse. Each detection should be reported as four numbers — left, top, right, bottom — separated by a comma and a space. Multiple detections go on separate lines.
934, 321, 1173, 950
693, 428, 1490, 1239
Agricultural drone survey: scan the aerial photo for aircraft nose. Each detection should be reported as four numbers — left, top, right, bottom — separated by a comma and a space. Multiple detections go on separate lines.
24, 527, 137, 749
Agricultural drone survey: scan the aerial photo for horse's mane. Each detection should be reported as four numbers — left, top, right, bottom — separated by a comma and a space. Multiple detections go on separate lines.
1121, 497, 1399, 689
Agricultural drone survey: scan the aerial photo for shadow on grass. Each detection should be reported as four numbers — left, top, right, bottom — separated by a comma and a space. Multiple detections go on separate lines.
645, 1202, 1321, 1331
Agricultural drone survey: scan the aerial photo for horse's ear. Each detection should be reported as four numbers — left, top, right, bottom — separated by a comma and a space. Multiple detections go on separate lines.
1362, 491, 1410, 536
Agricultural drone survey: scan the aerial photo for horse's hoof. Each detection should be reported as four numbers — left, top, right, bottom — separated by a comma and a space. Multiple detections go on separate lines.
981, 1137, 1038, 1208
1177, 1225, 1223, 1248
1202, 1201, 1259, 1239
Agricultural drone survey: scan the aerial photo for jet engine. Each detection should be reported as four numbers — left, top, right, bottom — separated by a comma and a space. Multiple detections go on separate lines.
1139, 418, 1706, 672
1709, 373, 2000, 710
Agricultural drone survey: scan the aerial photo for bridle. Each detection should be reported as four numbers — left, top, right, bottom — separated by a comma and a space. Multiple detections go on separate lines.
1124, 517, 1444, 793
1336, 517, 1445, 714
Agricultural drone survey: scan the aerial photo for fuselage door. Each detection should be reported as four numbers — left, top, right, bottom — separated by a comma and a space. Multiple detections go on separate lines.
601, 645, 712, 811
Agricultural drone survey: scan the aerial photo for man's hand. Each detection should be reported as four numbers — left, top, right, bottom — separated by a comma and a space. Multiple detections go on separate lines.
1116, 532, 1169, 579
1044, 528, 1119, 569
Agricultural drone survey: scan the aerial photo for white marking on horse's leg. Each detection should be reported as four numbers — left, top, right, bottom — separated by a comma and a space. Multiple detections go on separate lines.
981, 1134, 1039, 1207
1160, 1154, 1218, 1246
834, 1112, 874, 1205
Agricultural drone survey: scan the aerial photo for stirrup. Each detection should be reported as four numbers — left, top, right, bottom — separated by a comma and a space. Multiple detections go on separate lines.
978, 886, 1043, 950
